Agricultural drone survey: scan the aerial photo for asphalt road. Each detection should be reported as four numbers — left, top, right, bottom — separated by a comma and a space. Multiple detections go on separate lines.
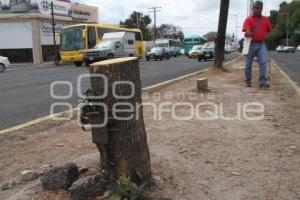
0, 54, 237, 130
269, 51, 300, 85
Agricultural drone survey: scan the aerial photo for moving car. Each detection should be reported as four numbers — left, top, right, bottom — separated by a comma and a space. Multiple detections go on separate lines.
198, 42, 215, 62
276, 45, 296, 53
82, 32, 136, 66
146, 47, 171, 61
0, 55, 10, 73
188, 45, 202, 58
297, 45, 300, 51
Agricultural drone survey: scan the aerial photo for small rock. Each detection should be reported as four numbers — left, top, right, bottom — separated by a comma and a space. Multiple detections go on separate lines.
21, 170, 40, 181
290, 145, 297, 149
231, 172, 241, 176
153, 175, 161, 181
56, 143, 65, 147
40, 164, 51, 169
197, 180, 210, 187
17, 136, 27, 140
41, 163, 79, 190
96, 191, 112, 200
78, 167, 89, 174
69, 175, 109, 200
13, 176, 24, 185
1, 180, 16, 190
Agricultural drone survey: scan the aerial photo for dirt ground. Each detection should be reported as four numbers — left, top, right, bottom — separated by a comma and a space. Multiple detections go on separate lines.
1, 58, 300, 200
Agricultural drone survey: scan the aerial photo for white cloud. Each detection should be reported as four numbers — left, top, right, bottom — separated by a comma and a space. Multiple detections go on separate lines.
73, 0, 292, 39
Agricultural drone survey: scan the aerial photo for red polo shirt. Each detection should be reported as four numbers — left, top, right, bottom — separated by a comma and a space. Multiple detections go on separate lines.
242, 15, 272, 42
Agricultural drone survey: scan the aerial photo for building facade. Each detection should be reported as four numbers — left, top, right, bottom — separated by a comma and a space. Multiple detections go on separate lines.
0, 0, 98, 64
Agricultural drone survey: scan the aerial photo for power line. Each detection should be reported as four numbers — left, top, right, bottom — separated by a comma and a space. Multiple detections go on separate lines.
148, 6, 161, 41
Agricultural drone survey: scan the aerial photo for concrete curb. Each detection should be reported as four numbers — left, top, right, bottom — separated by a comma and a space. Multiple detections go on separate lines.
0, 109, 78, 136
0, 55, 242, 135
272, 59, 300, 98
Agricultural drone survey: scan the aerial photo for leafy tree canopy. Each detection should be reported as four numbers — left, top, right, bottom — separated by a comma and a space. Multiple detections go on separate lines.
120, 11, 152, 40
268, 0, 300, 48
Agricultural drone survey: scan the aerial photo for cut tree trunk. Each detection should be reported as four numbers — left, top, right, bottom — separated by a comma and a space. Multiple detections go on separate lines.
197, 77, 208, 92
89, 57, 151, 184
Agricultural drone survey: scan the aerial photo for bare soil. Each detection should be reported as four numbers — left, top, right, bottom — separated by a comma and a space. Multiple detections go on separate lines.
1, 58, 300, 200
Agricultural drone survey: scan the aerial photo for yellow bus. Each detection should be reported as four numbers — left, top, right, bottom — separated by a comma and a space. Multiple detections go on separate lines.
59, 23, 144, 66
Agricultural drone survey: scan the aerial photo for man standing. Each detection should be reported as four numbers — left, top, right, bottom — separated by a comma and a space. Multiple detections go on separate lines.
242, 1, 272, 88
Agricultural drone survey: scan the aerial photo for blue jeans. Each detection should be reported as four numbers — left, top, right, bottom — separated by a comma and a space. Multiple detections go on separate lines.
244, 42, 268, 85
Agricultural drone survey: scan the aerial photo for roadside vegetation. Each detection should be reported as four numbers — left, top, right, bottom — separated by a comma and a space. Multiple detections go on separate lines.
267, 0, 300, 49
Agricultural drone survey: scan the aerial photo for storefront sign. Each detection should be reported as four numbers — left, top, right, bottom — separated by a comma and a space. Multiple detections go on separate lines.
69, 9, 91, 22
40, 21, 65, 45
36, 0, 70, 16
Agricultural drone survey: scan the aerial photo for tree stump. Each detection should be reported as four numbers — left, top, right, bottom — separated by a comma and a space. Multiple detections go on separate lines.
88, 57, 151, 184
197, 77, 208, 92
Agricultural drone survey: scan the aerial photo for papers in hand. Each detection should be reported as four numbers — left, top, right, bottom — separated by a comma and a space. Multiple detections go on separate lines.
242, 38, 252, 55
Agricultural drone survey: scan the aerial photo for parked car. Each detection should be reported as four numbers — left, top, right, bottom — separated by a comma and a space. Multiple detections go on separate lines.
188, 45, 202, 58
82, 32, 136, 66
146, 47, 171, 61
297, 45, 300, 51
0, 55, 10, 73
276, 45, 296, 53
170, 47, 181, 57
165, 47, 180, 57
180, 48, 185, 55
198, 42, 215, 62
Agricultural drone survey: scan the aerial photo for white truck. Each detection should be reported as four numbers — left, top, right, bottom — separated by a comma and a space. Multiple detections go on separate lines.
82, 32, 136, 66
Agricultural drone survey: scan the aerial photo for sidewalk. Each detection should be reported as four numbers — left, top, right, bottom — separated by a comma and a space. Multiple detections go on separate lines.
0, 58, 300, 200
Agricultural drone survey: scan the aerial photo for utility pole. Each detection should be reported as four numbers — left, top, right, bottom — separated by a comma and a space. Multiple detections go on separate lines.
214, 0, 230, 68
148, 6, 161, 43
136, 12, 140, 29
51, 1, 58, 65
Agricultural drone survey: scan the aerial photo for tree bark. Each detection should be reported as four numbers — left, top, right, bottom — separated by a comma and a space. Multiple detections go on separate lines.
214, 0, 230, 68
89, 57, 151, 185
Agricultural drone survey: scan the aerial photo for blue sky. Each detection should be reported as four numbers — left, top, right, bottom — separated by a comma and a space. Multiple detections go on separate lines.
74, 0, 291, 38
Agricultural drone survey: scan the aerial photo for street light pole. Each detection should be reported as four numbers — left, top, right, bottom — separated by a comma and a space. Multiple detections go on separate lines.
279, 12, 290, 46
286, 13, 289, 46
229, 14, 238, 49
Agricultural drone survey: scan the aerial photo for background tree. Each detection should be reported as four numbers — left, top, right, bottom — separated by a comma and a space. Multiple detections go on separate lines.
120, 11, 152, 40
203, 32, 217, 42
267, 0, 300, 49
154, 24, 185, 41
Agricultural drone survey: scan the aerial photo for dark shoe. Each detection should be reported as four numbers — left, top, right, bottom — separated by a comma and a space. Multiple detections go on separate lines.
259, 83, 270, 89
246, 83, 252, 87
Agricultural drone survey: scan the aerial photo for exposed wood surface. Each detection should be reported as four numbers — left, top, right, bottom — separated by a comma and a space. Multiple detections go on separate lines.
89, 58, 151, 184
